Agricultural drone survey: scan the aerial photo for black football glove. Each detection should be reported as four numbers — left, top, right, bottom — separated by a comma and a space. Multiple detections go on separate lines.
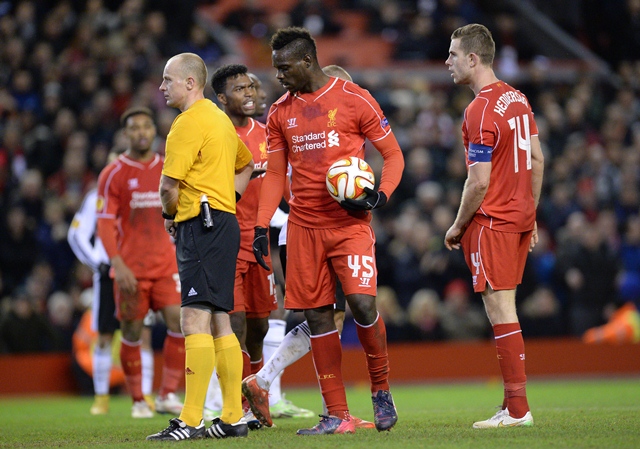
252, 226, 270, 270
341, 187, 387, 211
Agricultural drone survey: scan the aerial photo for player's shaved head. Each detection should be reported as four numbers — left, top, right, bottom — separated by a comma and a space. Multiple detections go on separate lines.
322, 65, 352, 82
270, 27, 317, 61
168, 53, 208, 88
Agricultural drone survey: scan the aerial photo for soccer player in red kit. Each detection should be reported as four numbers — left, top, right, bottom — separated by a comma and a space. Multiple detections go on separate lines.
252, 27, 404, 435
444, 24, 544, 428
97, 107, 185, 418
210, 64, 277, 414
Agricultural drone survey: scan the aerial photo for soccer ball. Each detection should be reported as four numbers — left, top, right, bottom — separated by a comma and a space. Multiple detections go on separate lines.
326, 156, 375, 203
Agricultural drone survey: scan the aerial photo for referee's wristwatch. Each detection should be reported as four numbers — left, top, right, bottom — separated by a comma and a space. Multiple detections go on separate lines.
162, 210, 175, 220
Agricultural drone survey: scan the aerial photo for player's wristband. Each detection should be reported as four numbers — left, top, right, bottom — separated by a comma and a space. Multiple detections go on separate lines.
161, 211, 175, 220
236, 191, 242, 202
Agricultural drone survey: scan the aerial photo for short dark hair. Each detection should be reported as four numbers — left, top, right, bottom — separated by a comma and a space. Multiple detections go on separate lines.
211, 64, 248, 95
270, 27, 317, 60
451, 23, 495, 66
120, 106, 154, 127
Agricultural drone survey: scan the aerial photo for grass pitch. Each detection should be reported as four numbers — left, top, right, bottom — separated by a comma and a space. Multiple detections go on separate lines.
1, 378, 638, 449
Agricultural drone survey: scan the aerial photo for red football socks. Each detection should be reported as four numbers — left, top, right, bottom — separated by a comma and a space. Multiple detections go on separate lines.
120, 338, 144, 402
355, 313, 390, 394
310, 330, 349, 418
158, 331, 185, 397
241, 350, 251, 380
493, 323, 529, 418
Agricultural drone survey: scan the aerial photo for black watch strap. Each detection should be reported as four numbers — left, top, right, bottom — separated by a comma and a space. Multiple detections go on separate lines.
162, 211, 175, 220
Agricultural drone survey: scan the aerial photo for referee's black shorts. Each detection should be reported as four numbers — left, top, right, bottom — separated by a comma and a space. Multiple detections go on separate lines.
175, 208, 240, 312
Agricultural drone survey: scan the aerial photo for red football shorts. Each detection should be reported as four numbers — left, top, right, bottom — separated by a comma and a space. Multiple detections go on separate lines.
232, 258, 278, 318
285, 221, 377, 310
115, 274, 181, 322
461, 220, 532, 293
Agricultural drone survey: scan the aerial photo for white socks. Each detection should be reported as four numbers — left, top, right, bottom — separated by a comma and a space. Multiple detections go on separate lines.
92, 345, 112, 395
141, 348, 154, 396
262, 319, 286, 405
257, 321, 311, 402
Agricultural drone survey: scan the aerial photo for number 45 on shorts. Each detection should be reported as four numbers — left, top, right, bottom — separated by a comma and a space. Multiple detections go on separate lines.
348, 255, 374, 288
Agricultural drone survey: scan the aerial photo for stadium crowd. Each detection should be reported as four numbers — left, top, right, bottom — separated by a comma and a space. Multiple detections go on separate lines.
1, 0, 640, 353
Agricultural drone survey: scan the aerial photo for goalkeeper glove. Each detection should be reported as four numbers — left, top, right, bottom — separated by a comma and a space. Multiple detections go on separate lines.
252, 226, 270, 270
341, 187, 387, 211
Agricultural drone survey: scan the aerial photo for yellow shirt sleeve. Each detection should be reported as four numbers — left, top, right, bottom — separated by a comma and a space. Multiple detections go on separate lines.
235, 137, 253, 171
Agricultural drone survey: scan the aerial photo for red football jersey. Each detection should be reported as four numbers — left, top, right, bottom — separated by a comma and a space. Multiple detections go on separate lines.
96, 153, 177, 279
236, 118, 269, 261
463, 81, 539, 232
266, 77, 392, 228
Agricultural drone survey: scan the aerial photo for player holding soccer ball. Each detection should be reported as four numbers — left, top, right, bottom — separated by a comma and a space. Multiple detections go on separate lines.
243, 65, 374, 430
444, 24, 544, 428
252, 27, 404, 435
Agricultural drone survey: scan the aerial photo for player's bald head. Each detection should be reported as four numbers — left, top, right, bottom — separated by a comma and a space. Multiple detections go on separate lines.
168, 53, 208, 88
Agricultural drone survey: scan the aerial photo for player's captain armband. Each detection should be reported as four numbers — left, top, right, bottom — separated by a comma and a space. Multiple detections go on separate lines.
468, 143, 493, 163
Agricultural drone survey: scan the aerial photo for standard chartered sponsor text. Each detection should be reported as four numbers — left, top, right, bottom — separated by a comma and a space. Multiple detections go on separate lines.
292, 131, 326, 153
130, 191, 163, 209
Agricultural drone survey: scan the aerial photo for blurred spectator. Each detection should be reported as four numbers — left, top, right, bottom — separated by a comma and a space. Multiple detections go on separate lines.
375, 285, 408, 343
583, 0, 640, 69
47, 290, 77, 351
144, 10, 175, 58
36, 197, 75, 290
439, 279, 489, 341
289, 0, 343, 36
46, 130, 96, 216
387, 210, 431, 308
394, 15, 438, 61
519, 287, 564, 338
555, 219, 620, 335
404, 289, 444, 341
618, 215, 640, 308
110, 71, 134, 119
0, 122, 26, 198
583, 302, 640, 344
23, 260, 55, 314
10, 69, 40, 114
394, 146, 434, 205
524, 226, 557, 289
539, 182, 580, 235
365, 3, 400, 45
0, 287, 62, 353
15, 168, 44, 226
0, 205, 39, 295
180, 23, 223, 65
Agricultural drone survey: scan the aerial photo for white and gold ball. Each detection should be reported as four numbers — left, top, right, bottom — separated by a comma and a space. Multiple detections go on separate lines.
326, 156, 375, 203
